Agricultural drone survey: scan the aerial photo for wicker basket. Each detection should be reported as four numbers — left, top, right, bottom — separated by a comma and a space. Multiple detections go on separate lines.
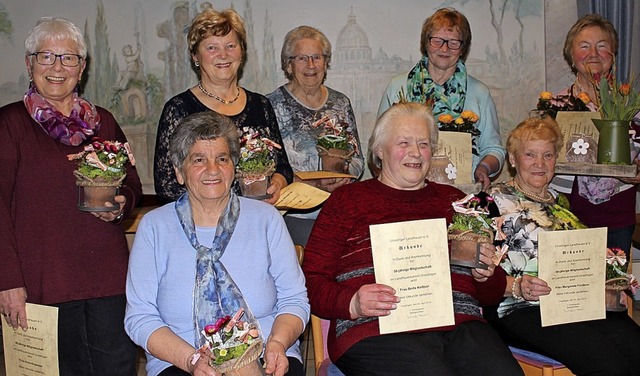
448, 229, 493, 269
211, 339, 266, 376
605, 277, 630, 312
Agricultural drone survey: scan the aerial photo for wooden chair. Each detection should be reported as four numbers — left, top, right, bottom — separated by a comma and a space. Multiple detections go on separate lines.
310, 314, 344, 376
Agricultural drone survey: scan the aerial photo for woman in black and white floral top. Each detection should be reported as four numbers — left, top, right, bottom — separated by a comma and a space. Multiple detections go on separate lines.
486, 116, 640, 376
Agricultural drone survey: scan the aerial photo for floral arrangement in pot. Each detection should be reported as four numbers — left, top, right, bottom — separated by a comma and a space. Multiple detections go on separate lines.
448, 191, 500, 269
604, 247, 638, 311
534, 90, 591, 120
236, 127, 281, 199
314, 116, 358, 173
67, 137, 135, 211
198, 308, 266, 376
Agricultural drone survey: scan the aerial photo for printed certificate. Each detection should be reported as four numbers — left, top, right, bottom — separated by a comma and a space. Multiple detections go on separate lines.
370, 218, 454, 334
538, 228, 606, 327
2, 303, 59, 375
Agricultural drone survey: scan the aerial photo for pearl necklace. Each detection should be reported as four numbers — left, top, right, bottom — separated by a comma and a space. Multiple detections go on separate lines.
510, 179, 555, 204
197, 81, 240, 105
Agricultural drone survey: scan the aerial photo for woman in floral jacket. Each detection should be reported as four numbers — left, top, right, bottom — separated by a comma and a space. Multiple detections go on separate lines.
486, 116, 640, 376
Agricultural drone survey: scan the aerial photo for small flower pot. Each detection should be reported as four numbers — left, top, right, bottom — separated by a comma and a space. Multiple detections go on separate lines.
605, 278, 630, 312
237, 172, 272, 200
448, 230, 491, 269
78, 185, 120, 212
318, 147, 353, 173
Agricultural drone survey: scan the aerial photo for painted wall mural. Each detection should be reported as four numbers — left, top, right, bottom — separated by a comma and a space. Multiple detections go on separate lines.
0, 0, 553, 192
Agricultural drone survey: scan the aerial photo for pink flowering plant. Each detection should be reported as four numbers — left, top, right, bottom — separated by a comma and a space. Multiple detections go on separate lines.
237, 127, 282, 175
314, 116, 359, 154
448, 192, 499, 237
201, 308, 261, 366
606, 247, 638, 293
67, 137, 135, 181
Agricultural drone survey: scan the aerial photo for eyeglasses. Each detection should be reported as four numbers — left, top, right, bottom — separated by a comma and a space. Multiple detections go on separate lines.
29, 52, 83, 67
427, 36, 463, 51
288, 54, 326, 65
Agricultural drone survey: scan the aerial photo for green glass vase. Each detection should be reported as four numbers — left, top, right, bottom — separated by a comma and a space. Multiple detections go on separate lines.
592, 119, 631, 164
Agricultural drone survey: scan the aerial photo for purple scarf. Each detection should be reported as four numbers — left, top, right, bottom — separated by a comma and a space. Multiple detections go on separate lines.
23, 85, 101, 146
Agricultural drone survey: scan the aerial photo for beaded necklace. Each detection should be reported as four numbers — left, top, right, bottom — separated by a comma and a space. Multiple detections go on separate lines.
197, 81, 240, 105
510, 179, 555, 204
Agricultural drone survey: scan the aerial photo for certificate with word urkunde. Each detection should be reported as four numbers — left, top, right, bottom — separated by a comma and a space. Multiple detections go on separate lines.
370, 218, 454, 334
538, 227, 606, 327
2, 303, 59, 376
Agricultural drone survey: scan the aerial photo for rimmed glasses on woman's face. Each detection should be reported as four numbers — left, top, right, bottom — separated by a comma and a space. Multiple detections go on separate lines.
288, 54, 326, 65
29, 52, 82, 67
288, 38, 327, 89
427, 36, 463, 50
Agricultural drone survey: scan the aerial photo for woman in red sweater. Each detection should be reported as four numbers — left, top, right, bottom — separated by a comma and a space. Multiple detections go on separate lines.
302, 102, 522, 375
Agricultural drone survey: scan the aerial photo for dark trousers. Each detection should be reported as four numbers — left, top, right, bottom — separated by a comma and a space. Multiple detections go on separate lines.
284, 216, 316, 247
334, 321, 523, 376
491, 306, 640, 376
158, 357, 304, 376
55, 294, 137, 375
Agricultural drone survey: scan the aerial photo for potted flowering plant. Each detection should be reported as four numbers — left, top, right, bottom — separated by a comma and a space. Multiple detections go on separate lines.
236, 127, 281, 199
535, 90, 591, 119
447, 192, 500, 269
314, 117, 357, 173
200, 308, 265, 376
590, 62, 640, 164
604, 247, 638, 311
67, 137, 135, 211
437, 111, 480, 136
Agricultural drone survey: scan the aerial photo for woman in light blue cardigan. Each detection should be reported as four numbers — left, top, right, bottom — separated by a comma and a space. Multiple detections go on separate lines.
125, 112, 309, 376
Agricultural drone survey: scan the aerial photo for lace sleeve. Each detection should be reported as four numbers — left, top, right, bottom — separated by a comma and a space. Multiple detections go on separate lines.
154, 98, 189, 202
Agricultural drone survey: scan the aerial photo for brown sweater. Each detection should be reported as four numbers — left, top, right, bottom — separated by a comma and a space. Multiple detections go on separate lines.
0, 101, 142, 304
303, 178, 506, 362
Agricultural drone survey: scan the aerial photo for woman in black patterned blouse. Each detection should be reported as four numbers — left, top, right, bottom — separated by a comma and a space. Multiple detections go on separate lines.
154, 8, 292, 203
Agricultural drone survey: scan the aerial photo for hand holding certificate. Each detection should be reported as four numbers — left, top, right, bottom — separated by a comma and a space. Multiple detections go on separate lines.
2, 303, 59, 375
370, 218, 454, 334
537, 228, 607, 327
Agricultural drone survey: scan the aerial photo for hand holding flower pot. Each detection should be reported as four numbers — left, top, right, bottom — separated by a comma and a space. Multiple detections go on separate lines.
314, 117, 357, 173
448, 192, 500, 269
236, 127, 281, 200
67, 137, 135, 212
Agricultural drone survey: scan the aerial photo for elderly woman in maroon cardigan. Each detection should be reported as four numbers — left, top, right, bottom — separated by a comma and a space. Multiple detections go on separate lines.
302, 102, 522, 375
0, 17, 141, 374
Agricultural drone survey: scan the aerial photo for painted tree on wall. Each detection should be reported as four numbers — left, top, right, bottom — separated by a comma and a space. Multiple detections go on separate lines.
0, 3, 12, 41
92, 0, 115, 107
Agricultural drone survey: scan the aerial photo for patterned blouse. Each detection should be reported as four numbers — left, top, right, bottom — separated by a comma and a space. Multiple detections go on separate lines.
266, 85, 364, 177
154, 89, 293, 202
486, 182, 586, 318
